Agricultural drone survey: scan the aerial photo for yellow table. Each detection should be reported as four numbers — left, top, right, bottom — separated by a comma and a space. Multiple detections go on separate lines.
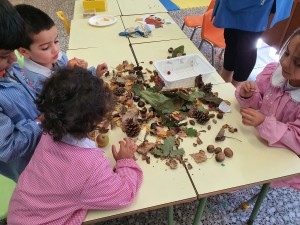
67, 47, 197, 225
131, 39, 225, 84
73, 0, 122, 19
68, 16, 127, 50
67, 43, 135, 68
185, 83, 300, 225
122, 13, 188, 44
117, 0, 167, 15
83, 130, 196, 224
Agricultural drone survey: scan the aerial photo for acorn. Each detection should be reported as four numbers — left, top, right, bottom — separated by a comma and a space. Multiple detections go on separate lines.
224, 147, 233, 158
133, 95, 140, 102
215, 152, 225, 162
137, 100, 145, 107
214, 147, 222, 154
217, 112, 224, 119
207, 145, 215, 153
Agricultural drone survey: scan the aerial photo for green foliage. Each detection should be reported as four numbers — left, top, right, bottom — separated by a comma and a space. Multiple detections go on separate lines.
172, 45, 185, 58
202, 94, 223, 106
182, 127, 198, 137
140, 90, 183, 113
131, 83, 145, 96
153, 136, 185, 158
177, 90, 205, 102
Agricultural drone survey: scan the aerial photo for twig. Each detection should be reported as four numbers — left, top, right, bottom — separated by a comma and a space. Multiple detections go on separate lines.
224, 136, 242, 142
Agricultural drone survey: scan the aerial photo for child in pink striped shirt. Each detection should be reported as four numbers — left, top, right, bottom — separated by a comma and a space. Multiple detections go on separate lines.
8, 68, 143, 225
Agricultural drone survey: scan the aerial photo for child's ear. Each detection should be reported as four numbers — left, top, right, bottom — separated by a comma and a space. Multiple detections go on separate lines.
18, 47, 30, 59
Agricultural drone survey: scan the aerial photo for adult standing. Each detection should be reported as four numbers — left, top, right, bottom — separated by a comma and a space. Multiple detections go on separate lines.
212, 0, 294, 87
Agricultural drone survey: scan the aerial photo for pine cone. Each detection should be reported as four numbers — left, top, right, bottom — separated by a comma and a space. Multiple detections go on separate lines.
113, 87, 126, 96
202, 83, 212, 93
124, 118, 141, 137
195, 75, 204, 89
193, 111, 210, 125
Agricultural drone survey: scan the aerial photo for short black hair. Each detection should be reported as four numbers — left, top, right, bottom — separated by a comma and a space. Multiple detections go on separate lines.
15, 4, 55, 49
0, 0, 25, 50
36, 68, 114, 141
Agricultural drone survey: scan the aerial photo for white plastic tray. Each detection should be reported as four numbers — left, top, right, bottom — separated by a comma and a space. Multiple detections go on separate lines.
153, 54, 216, 89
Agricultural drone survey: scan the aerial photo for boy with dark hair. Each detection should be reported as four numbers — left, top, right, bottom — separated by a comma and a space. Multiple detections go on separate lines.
15, 4, 108, 94
0, 0, 42, 182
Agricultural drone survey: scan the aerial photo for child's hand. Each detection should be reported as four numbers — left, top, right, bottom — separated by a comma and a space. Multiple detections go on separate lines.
240, 108, 265, 127
96, 63, 108, 77
67, 57, 88, 69
75, 58, 88, 69
239, 81, 256, 99
112, 138, 137, 161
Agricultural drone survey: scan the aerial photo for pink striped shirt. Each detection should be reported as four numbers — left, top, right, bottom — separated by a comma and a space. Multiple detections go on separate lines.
8, 134, 143, 225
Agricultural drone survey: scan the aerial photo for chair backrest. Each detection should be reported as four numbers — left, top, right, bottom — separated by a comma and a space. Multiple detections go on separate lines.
206, 0, 216, 12
56, 11, 70, 35
0, 175, 16, 220
201, 9, 226, 48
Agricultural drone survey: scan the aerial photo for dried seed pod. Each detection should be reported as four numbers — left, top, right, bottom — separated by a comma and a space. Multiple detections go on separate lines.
168, 47, 173, 53
207, 145, 215, 153
215, 128, 225, 141
187, 163, 193, 170
207, 125, 211, 130
196, 137, 203, 145
212, 119, 217, 124
209, 114, 215, 118
224, 147, 233, 158
215, 152, 225, 162
214, 147, 222, 154
193, 143, 197, 147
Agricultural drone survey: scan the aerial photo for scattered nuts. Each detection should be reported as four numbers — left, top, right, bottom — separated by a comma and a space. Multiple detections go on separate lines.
207, 125, 211, 130
189, 120, 195, 125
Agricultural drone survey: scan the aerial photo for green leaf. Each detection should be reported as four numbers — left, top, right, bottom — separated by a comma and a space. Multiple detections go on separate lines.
172, 45, 184, 58
177, 90, 205, 102
131, 83, 145, 96
140, 90, 181, 113
160, 136, 176, 156
170, 147, 185, 158
157, 111, 178, 127
196, 105, 207, 113
201, 94, 223, 106
182, 127, 198, 137
153, 147, 163, 157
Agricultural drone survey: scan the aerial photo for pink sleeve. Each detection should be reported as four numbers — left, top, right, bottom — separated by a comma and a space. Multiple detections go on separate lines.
256, 116, 300, 155
80, 157, 143, 210
235, 63, 278, 109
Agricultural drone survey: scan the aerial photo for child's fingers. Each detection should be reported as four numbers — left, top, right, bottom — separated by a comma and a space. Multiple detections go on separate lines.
112, 145, 118, 159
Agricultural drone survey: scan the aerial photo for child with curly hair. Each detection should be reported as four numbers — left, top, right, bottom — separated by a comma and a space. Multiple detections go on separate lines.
8, 68, 143, 225
236, 28, 300, 190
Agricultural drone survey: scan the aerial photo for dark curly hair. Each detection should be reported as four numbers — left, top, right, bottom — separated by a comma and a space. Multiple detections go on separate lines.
36, 68, 114, 141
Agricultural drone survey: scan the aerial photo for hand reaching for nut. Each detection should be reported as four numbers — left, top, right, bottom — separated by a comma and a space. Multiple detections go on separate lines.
239, 81, 256, 99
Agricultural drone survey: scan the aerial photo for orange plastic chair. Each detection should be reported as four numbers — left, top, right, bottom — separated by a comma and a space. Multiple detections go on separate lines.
198, 9, 225, 66
56, 11, 70, 35
181, 0, 216, 40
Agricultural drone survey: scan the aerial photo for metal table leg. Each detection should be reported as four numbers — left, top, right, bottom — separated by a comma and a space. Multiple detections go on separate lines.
193, 197, 208, 225
247, 183, 270, 225
168, 206, 174, 225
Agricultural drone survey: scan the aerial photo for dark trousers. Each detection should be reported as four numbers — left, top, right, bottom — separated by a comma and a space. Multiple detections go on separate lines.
223, 28, 263, 82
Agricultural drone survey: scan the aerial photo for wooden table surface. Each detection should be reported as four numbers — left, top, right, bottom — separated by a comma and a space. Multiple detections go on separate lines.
117, 0, 167, 15
184, 83, 300, 198
67, 43, 135, 68
68, 16, 127, 50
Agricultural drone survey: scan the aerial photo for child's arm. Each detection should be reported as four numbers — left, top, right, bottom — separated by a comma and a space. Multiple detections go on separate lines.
256, 115, 300, 155
235, 63, 278, 109
80, 138, 143, 209
0, 110, 41, 162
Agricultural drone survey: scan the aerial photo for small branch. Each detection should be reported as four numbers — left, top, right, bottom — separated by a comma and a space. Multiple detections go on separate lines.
224, 136, 242, 142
